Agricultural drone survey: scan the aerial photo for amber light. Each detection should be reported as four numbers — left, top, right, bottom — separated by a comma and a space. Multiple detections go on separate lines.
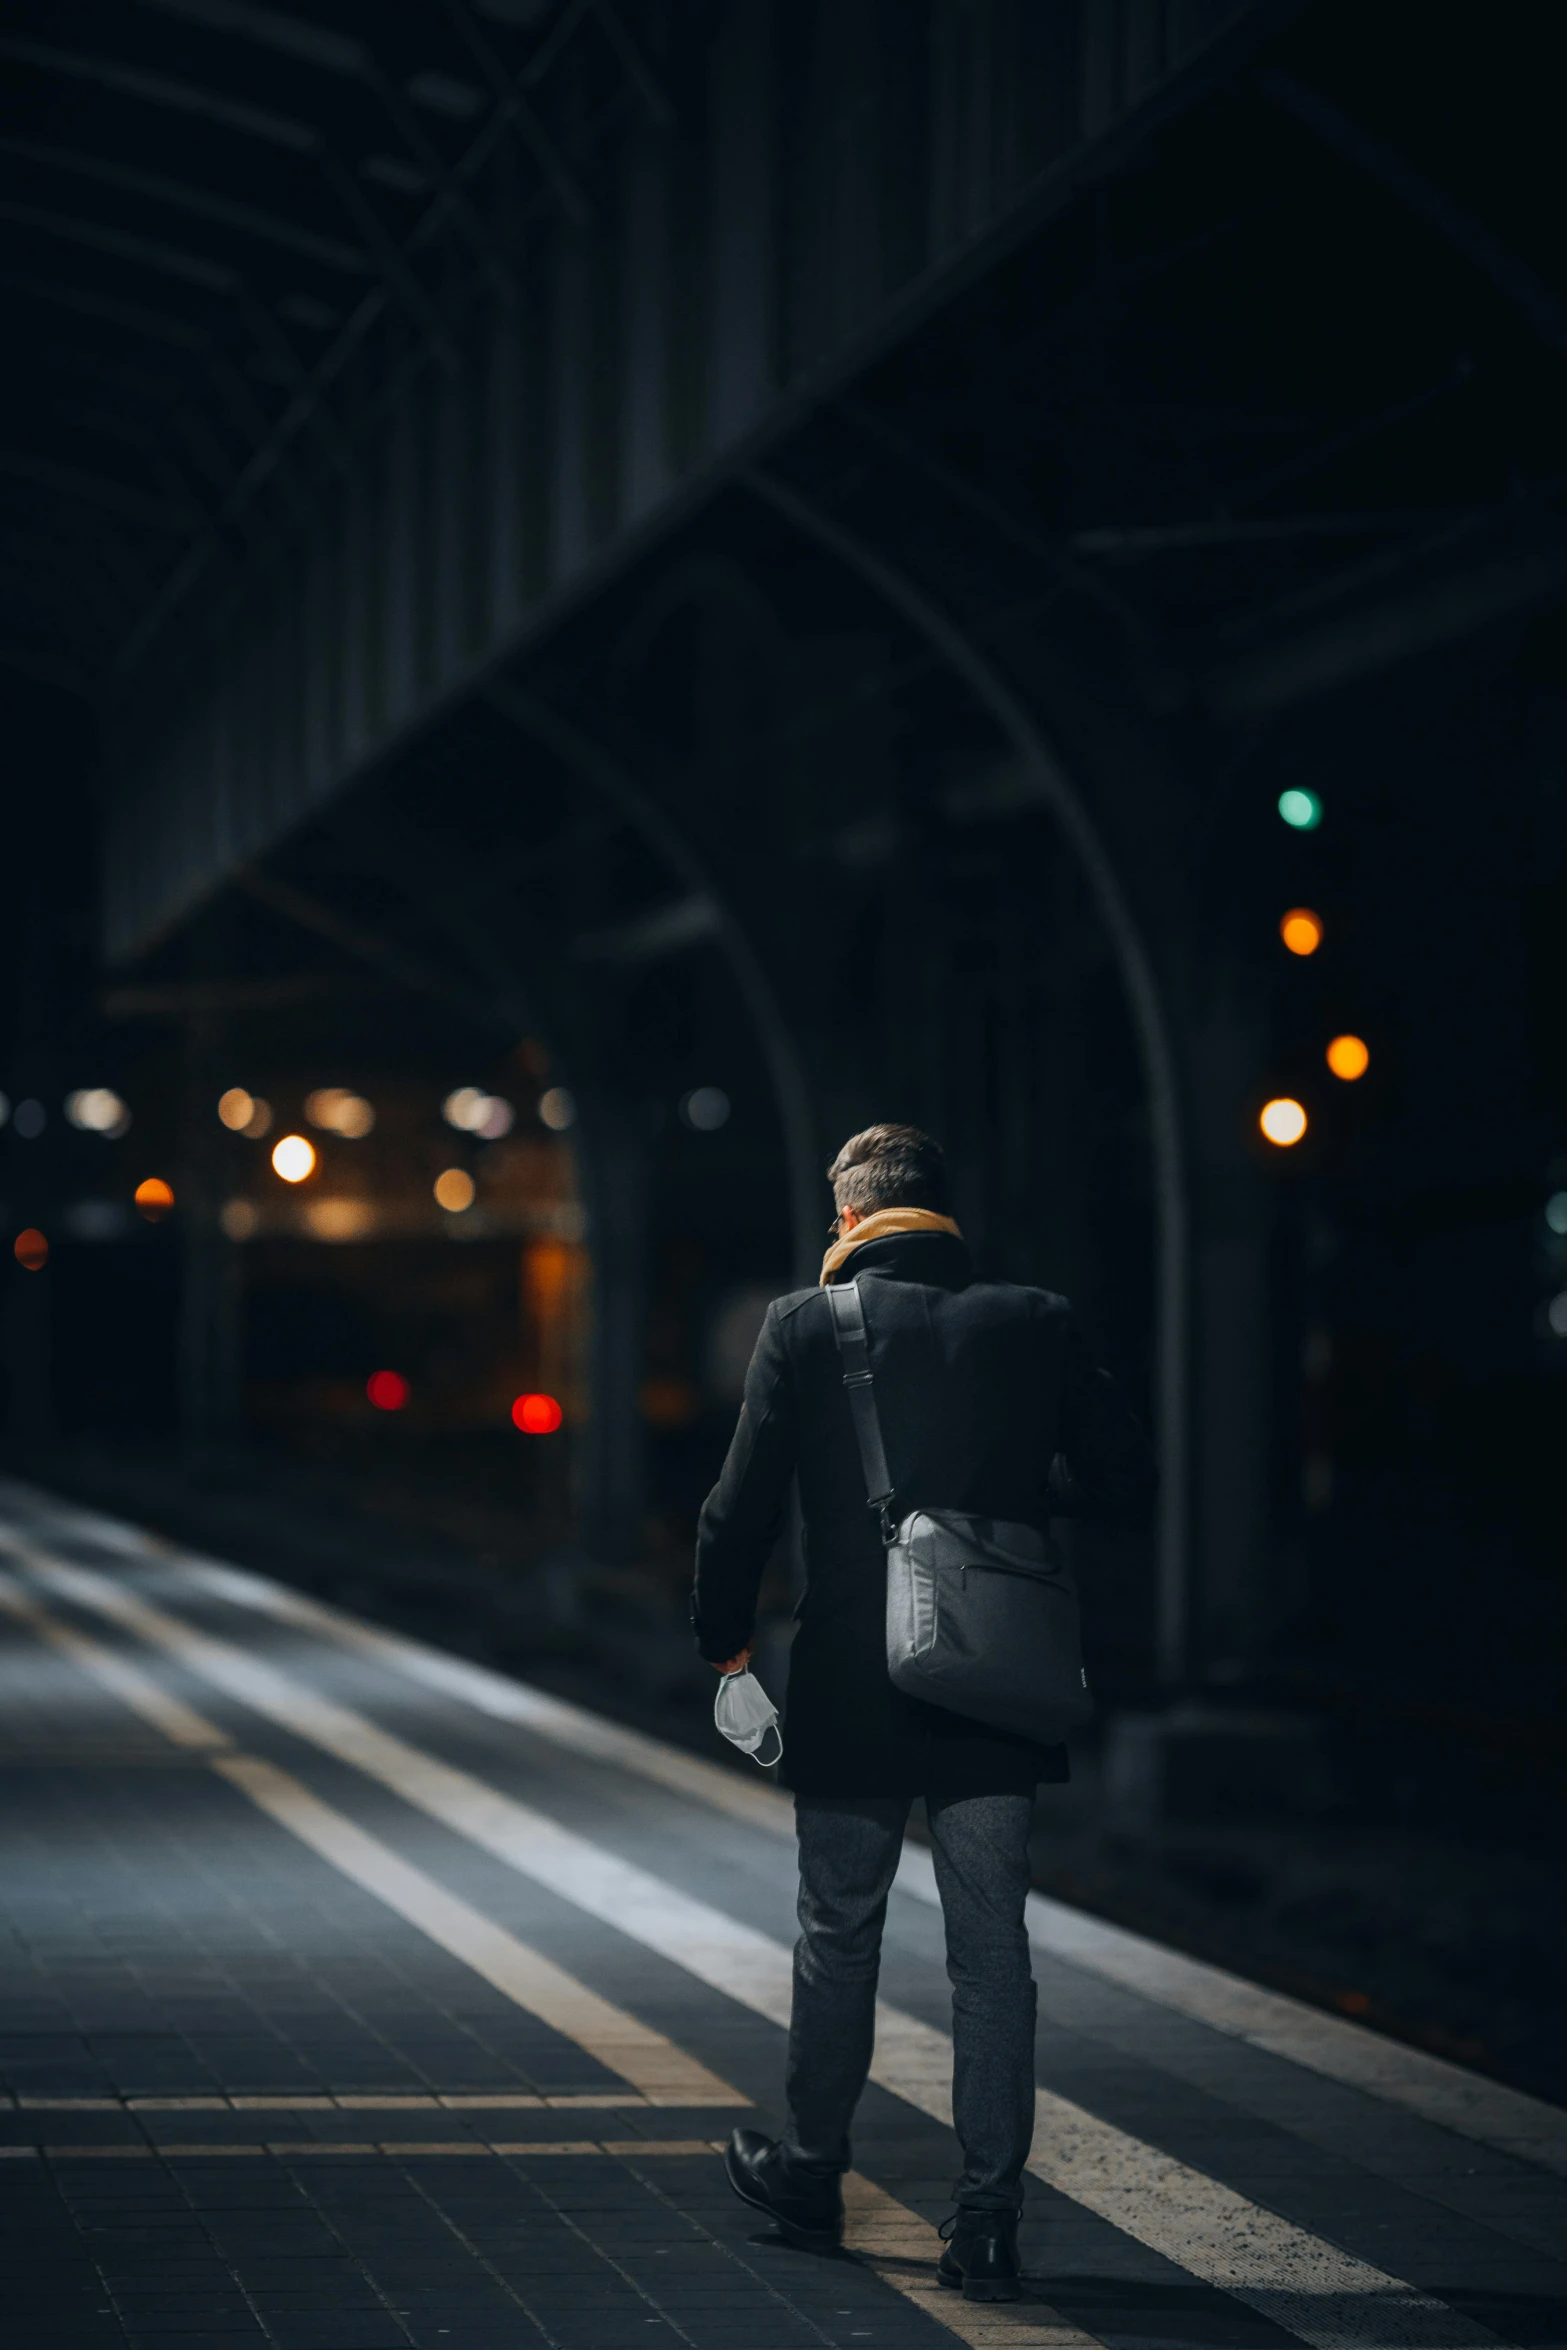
219, 1087, 273, 1138
512, 1392, 563, 1435
306, 1086, 375, 1139
134, 1177, 175, 1221
640, 1376, 699, 1429
1260, 1098, 1308, 1147
434, 1167, 476, 1212
13, 1228, 48, 1271
366, 1370, 409, 1412
1279, 908, 1323, 957
1326, 1034, 1370, 1081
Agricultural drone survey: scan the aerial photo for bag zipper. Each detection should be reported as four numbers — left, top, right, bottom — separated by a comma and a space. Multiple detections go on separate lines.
951, 1556, 1056, 1586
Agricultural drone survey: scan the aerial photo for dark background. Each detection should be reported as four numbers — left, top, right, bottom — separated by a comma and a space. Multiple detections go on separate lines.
2, 0, 1564, 2099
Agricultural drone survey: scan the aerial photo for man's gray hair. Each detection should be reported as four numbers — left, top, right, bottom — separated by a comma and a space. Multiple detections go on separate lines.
827, 1124, 952, 1218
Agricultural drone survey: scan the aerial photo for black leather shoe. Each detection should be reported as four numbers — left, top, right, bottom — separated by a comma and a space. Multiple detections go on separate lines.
937, 2211, 1022, 2301
724, 2129, 843, 2250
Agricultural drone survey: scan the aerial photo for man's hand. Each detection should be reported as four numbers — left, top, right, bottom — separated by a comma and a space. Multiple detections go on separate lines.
711, 1646, 753, 1675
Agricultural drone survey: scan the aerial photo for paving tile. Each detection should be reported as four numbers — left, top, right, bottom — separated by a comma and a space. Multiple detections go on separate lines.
6, 1521, 1560, 2350
262, 2324, 410, 2350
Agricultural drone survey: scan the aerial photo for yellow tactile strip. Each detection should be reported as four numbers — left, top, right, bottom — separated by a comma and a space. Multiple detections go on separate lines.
4, 2090, 668, 2111
1, 2137, 726, 2160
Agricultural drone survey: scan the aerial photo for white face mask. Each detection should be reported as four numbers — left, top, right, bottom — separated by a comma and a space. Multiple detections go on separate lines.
713, 1667, 782, 1768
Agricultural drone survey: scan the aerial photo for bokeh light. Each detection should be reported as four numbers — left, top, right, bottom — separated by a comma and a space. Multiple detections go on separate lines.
134, 1177, 175, 1220
442, 1086, 513, 1140
271, 1134, 316, 1183
12, 1099, 45, 1139
1260, 1098, 1308, 1147
1279, 909, 1323, 957
367, 1369, 410, 1412
1548, 1292, 1567, 1339
1326, 1034, 1370, 1081
1544, 1191, 1567, 1236
13, 1227, 48, 1271
681, 1086, 731, 1131
443, 1085, 485, 1130
306, 1198, 374, 1242
306, 1087, 375, 1138
1278, 788, 1323, 831
434, 1166, 476, 1212
512, 1391, 563, 1435
221, 1089, 273, 1138
538, 1086, 576, 1131
220, 1199, 258, 1241
66, 1087, 130, 1136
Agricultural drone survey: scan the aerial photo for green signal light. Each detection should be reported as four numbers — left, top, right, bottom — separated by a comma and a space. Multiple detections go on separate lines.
1278, 788, 1323, 831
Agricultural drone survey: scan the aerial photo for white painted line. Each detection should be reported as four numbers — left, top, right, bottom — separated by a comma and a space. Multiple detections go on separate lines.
163, 1545, 797, 1838
29, 1545, 1519, 2350
0, 1558, 741, 2112
841, 2171, 1099, 2349
0, 1492, 791, 1829
1024, 1893, 1567, 2180
891, 1842, 1567, 2179
215, 1751, 742, 2108
77, 1513, 1562, 2183
0, 1568, 230, 1749
24, 1549, 803, 2044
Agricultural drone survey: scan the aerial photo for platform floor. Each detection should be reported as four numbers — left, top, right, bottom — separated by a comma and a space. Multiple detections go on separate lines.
0, 1480, 1562, 2350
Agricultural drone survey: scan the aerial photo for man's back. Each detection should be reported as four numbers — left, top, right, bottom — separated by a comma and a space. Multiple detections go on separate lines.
694, 1226, 1152, 1798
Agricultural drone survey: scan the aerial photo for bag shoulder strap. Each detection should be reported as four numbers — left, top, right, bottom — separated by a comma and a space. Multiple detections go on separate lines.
825, 1278, 896, 1540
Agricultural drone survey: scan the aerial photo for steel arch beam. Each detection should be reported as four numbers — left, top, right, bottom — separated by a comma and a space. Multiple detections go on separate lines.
744, 466, 1192, 1687
484, 681, 821, 1292
1257, 69, 1567, 367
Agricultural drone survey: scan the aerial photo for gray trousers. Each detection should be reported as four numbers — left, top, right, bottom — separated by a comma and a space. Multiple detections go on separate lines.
781, 1791, 1036, 2213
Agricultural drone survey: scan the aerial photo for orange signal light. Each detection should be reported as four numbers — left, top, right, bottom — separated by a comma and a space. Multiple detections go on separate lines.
512, 1391, 563, 1435
134, 1177, 175, 1221
1260, 1097, 1308, 1147
13, 1228, 48, 1271
1326, 1034, 1370, 1081
1279, 908, 1323, 957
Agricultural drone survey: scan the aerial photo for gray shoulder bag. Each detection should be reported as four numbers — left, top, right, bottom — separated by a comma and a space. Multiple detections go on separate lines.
826, 1276, 1094, 1748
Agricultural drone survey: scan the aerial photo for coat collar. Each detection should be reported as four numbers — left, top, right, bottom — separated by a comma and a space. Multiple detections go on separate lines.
819, 1205, 963, 1283
823, 1229, 973, 1290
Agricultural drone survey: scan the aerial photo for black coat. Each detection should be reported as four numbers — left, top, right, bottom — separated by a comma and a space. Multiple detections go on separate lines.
692, 1230, 1155, 1798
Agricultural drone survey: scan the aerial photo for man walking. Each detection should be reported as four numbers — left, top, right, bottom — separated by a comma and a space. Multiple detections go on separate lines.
692, 1123, 1153, 2300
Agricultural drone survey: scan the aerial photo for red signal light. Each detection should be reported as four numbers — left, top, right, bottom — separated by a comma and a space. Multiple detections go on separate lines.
13, 1228, 48, 1271
366, 1369, 409, 1412
512, 1391, 563, 1435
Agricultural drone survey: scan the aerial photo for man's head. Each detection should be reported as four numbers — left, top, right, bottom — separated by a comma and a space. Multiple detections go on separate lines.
827, 1124, 952, 1231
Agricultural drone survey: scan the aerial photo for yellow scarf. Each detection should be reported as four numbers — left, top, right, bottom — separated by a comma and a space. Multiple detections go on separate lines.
819, 1206, 964, 1285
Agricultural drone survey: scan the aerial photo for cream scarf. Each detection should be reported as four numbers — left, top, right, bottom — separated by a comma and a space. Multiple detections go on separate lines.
819, 1206, 964, 1285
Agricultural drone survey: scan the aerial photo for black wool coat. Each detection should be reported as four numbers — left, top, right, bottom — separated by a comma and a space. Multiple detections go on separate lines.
692, 1230, 1155, 1799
